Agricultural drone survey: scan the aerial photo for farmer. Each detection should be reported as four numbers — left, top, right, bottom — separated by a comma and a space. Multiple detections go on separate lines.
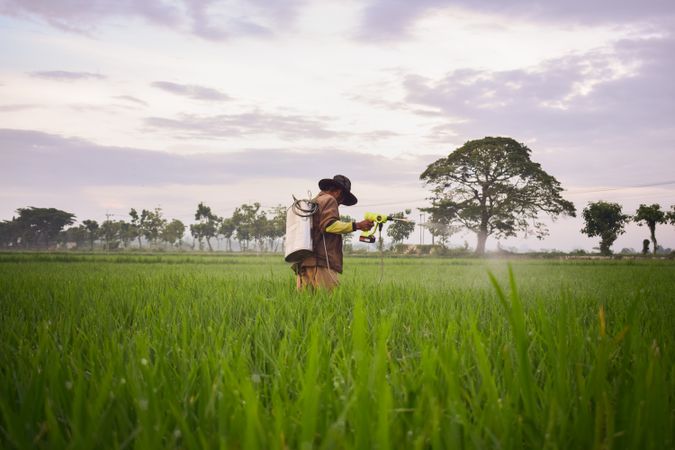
295, 175, 373, 291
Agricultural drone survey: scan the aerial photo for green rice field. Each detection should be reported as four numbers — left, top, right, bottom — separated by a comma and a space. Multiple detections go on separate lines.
1, 253, 674, 449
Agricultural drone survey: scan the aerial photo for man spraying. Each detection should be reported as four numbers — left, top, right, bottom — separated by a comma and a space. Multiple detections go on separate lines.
295, 175, 373, 291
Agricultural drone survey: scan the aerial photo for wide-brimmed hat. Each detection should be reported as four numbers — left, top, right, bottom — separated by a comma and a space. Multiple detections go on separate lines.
318, 174, 358, 206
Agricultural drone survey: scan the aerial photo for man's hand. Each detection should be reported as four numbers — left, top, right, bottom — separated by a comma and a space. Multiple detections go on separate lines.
355, 220, 374, 231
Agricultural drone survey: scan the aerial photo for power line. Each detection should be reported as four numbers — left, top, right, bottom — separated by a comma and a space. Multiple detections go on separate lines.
356, 180, 675, 209
571, 180, 675, 194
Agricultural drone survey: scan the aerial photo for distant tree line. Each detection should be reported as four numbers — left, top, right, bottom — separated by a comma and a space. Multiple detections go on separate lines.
0, 202, 287, 252
2, 138, 673, 255
2, 200, 671, 256
0, 202, 420, 253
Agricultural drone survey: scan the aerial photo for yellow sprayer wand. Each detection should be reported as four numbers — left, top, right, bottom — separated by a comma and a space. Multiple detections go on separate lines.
359, 212, 413, 244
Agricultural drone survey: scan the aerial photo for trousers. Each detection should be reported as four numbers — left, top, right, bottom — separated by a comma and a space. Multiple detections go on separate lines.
296, 266, 340, 291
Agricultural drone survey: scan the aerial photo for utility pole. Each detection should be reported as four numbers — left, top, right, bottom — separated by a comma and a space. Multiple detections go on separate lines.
419, 213, 425, 245
422, 213, 425, 245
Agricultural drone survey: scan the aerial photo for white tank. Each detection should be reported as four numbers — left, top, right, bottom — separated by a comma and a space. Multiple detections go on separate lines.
284, 200, 314, 263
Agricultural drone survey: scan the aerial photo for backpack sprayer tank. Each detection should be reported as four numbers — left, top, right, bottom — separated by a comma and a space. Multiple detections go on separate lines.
284, 197, 317, 263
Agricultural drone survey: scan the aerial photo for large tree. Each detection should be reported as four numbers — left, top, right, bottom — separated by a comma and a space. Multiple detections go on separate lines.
634, 204, 667, 255
581, 201, 630, 255
420, 137, 576, 254
14, 207, 76, 248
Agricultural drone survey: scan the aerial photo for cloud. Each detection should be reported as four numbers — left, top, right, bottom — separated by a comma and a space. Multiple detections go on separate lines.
0, 128, 435, 189
0, 0, 305, 40
358, 0, 675, 40
360, 130, 401, 141
0, 104, 38, 112
151, 81, 231, 101
400, 35, 675, 185
29, 70, 106, 81
0, 0, 182, 34
183, 0, 265, 40
144, 110, 340, 140
144, 110, 401, 142
182, 0, 306, 40
113, 95, 148, 106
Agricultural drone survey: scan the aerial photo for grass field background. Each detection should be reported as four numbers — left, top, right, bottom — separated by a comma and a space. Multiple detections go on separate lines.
1, 253, 673, 449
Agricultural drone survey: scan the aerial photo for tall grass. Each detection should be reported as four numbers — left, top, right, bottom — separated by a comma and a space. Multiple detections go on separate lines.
0, 254, 673, 449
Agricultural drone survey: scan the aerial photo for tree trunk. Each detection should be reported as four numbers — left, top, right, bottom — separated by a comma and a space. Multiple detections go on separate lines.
649, 224, 657, 255
206, 237, 213, 251
476, 199, 489, 255
599, 233, 614, 256
475, 230, 488, 255
137, 236, 142, 249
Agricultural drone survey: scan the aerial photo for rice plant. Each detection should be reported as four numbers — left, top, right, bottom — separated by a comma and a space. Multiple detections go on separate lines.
0, 254, 673, 449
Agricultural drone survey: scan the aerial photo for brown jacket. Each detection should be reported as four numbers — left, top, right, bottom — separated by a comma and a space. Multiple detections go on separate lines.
300, 191, 344, 273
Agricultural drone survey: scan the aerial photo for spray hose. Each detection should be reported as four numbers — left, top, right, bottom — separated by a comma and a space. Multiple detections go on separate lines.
290, 195, 318, 218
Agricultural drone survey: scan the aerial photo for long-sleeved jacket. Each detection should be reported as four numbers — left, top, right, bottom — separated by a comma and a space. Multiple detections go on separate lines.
300, 191, 348, 273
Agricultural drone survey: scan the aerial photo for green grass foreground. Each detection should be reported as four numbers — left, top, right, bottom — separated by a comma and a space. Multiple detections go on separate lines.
0, 254, 673, 449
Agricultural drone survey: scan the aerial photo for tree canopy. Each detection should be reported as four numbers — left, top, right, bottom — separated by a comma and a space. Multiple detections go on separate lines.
581, 201, 630, 255
4, 207, 76, 248
634, 204, 667, 255
386, 210, 416, 246
420, 137, 576, 254
190, 202, 221, 251
666, 205, 675, 226
82, 220, 99, 251
162, 219, 186, 247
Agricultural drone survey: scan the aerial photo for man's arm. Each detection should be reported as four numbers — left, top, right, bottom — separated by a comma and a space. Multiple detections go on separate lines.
325, 220, 353, 234
325, 220, 374, 234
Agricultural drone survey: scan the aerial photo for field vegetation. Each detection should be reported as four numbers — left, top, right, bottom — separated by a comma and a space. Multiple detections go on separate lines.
1, 253, 673, 449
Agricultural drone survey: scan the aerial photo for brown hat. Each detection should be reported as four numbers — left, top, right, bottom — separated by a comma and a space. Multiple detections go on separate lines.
318, 174, 358, 206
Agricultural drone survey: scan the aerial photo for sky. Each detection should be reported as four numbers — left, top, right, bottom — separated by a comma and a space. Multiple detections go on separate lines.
1, 0, 674, 252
